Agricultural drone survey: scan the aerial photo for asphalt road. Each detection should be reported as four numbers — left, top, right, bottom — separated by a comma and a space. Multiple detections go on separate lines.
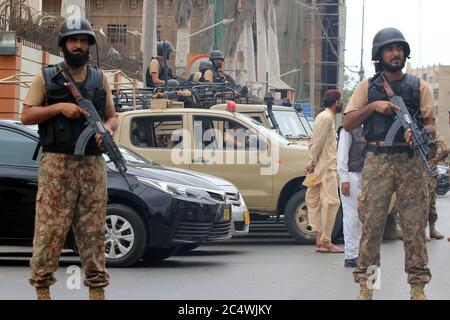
1, 192, 449, 300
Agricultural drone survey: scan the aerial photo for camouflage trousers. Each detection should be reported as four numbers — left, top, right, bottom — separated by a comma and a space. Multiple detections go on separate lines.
426, 174, 438, 225
388, 173, 437, 225
353, 151, 431, 285
29, 153, 110, 289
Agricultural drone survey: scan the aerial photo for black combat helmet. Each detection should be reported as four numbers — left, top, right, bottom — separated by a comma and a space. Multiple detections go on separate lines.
157, 41, 174, 56
167, 79, 179, 89
58, 17, 96, 47
210, 50, 225, 61
199, 60, 213, 72
371, 27, 411, 61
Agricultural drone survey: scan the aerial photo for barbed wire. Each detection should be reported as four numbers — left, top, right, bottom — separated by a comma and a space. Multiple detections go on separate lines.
0, 0, 143, 80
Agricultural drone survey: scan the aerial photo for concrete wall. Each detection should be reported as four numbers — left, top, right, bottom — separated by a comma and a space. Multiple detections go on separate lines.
0, 44, 21, 119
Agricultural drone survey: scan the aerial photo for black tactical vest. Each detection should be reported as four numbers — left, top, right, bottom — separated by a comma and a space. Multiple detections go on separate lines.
198, 71, 207, 83
146, 57, 173, 87
189, 71, 206, 83
211, 66, 235, 87
212, 66, 225, 83
364, 73, 422, 143
348, 127, 366, 173
39, 63, 106, 155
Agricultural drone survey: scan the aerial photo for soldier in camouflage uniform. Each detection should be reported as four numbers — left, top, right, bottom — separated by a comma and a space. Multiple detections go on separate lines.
343, 28, 436, 300
21, 17, 116, 300
388, 134, 449, 242
426, 133, 450, 240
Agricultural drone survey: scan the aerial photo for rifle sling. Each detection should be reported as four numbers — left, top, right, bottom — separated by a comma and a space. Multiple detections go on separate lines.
57, 63, 84, 99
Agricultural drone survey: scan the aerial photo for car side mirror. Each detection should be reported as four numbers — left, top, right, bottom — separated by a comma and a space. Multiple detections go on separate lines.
294, 104, 303, 113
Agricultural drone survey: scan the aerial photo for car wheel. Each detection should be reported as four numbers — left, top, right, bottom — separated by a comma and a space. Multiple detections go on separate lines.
284, 190, 315, 244
105, 204, 148, 268
436, 187, 448, 196
284, 190, 343, 244
144, 246, 180, 262
331, 206, 344, 243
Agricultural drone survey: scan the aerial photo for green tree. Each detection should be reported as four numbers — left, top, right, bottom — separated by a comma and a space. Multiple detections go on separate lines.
341, 72, 359, 108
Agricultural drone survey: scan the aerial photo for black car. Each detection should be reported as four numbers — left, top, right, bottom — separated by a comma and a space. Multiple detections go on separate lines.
0, 120, 232, 267
436, 165, 449, 196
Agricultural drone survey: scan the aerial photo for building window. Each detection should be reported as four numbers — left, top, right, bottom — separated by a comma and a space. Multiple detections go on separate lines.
129, 0, 137, 10
107, 24, 127, 46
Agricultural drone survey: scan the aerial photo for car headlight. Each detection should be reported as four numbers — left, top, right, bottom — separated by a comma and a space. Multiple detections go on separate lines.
136, 176, 224, 201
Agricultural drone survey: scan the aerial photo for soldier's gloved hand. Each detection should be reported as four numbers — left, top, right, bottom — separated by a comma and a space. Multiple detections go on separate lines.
60, 103, 89, 119
373, 101, 399, 116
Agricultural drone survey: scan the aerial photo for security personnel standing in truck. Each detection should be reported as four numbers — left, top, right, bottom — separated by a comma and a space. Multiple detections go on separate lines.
21, 17, 115, 300
343, 28, 436, 300
146, 40, 175, 87
204, 50, 236, 87
190, 60, 213, 83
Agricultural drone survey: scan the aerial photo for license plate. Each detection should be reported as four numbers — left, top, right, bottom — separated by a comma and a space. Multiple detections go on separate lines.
224, 207, 231, 221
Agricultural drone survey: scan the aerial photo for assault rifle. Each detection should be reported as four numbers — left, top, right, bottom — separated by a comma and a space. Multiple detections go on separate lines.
59, 66, 136, 190
380, 73, 436, 174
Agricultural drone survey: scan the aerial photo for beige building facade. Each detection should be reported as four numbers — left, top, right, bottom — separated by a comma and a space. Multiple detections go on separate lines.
407, 64, 450, 145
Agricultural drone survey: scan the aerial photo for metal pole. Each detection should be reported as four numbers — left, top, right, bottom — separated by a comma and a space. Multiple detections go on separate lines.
132, 80, 137, 110
418, 0, 422, 66
310, 0, 316, 118
337, 0, 346, 92
142, 0, 157, 87
337, 0, 346, 128
359, 0, 365, 81
180, 19, 234, 41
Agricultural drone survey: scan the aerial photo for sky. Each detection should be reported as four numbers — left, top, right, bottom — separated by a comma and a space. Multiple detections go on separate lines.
344, 0, 450, 81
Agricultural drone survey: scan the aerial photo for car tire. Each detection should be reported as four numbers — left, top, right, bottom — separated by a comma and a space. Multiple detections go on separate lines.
436, 187, 448, 196
105, 204, 148, 268
331, 206, 344, 243
144, 246, 180, 262
284, 189, 315, 244
284, 190, 343, 244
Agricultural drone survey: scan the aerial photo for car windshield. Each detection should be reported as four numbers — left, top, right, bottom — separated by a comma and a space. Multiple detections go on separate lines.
20, 123, 161, 166
236, 113, 290, 145
297, 114, 314, 136
103, 145, 160, 166
272, 110, 309, 138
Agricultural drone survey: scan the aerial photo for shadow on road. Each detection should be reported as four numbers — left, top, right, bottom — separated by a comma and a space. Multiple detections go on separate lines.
134, 259, 226, 269
175, 249, 245, 257
0, 258, 81, 267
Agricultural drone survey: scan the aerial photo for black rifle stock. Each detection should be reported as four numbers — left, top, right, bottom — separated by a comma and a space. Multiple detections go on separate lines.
60, 69, 135, 190
380, 73, 436, 174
